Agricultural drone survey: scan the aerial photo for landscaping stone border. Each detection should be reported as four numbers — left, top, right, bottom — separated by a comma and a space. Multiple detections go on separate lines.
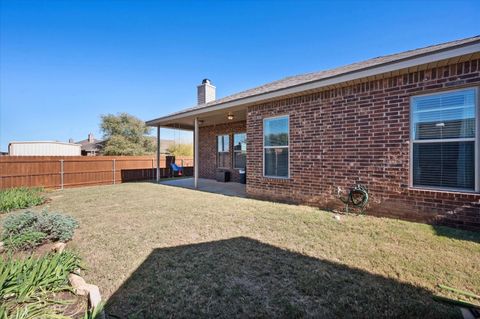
52, 242, 105, 319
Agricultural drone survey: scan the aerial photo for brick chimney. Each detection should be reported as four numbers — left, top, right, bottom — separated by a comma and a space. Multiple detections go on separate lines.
88, 133, 94, 143
197, 79, 216, 105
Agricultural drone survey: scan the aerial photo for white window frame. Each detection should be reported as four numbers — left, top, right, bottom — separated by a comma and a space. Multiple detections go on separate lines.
217, 134, 230, 169
409, 86, 479, 193
233, 132, 246, 170
263, 115, 290, 179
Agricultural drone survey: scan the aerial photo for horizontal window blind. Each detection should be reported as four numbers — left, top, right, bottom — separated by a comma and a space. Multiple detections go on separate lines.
411, 88, 477, 191
413, 142, 475, 189
265, 148, 288, 177
412, 89, 476, 140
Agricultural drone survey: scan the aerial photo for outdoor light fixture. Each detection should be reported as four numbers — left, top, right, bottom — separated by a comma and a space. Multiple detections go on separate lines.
227, 113, 234, 120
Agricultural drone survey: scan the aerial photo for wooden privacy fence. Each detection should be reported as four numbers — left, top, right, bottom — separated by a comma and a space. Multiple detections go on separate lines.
0, 156, 194, 189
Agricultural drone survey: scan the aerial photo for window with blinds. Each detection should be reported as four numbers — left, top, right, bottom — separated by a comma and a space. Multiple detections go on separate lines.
411, 88, 478, 191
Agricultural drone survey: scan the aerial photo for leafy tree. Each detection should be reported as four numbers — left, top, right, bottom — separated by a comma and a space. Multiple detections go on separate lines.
100, 113, 155, 155
166, 143, 193, 157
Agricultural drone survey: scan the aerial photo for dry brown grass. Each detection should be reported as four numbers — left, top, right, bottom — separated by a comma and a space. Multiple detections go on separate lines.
3, 182, 479, 318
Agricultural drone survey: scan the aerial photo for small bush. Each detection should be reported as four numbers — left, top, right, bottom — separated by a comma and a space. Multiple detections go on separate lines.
2, 211, 78, 250
0, 187, 45, 213
36, 212, 79, 242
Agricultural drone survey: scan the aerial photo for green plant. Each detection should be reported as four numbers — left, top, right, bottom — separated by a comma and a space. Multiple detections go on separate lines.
0, 188, 44, 213
0, 251, 82, 301
84, 302, 104, 319
0, 251, 82, 318
36, 212, 79, 242
1, 211, 38, 236
0, 298, 71, 319
2, 211, 78, 251
3, 231, 46, 250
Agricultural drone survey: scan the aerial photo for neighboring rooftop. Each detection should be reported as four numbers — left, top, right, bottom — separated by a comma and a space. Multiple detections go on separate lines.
147, 35, 480, 126
76, 133, 104, 154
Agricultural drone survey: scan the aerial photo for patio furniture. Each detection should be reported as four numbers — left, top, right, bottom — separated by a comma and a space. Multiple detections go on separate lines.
170, 163, 183, 177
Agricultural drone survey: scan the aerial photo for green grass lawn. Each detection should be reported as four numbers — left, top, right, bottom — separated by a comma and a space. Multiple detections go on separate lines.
2, 182, 479, 318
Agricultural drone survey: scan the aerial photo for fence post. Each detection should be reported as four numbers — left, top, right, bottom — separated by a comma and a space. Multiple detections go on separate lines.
60, 160, 64, 190
113, 159, 116, 185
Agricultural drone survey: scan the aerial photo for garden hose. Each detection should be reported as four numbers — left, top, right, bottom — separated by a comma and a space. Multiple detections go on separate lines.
338, 184, 369, 214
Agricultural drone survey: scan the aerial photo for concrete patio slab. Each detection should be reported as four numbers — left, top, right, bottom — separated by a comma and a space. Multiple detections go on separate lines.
158, 178, 246, 197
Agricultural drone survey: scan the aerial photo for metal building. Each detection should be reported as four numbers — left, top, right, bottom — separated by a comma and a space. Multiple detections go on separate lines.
8, 141, 81, 156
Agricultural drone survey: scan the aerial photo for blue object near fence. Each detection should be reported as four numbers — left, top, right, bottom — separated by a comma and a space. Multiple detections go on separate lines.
170, 163, 183, 176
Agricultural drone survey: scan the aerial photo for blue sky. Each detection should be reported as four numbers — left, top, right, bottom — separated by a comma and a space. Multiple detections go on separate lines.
0, 0, 479, 151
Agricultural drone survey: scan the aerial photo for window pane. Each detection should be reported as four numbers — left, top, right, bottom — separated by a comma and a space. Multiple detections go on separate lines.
217, 152, 229, 168
234, 133, 246, 151
264, 117, 289, 146
217, 136, 222, 152
234, 152, 246, 169
265, 148, 288, 177
217, 135, 229, 152
413, 141, 475, 189
412, 89, 476, 140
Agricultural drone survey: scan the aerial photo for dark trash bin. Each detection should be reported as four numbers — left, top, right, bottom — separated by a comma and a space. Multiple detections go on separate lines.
216, 170, 231, 182
239, 169, 246, 184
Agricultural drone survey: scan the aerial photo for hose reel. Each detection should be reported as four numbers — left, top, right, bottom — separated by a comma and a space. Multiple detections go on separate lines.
338, 184, 369, 214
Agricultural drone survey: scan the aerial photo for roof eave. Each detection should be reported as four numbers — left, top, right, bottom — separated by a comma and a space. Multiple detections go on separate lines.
146, 40, 480, 127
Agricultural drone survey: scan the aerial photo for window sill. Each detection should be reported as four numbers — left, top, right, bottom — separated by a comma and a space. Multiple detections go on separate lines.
263, 176, 291, 183
407, 186, 480, 197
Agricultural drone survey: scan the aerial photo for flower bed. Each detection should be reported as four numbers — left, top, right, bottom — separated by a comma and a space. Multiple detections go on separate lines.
0, 210, 103, 318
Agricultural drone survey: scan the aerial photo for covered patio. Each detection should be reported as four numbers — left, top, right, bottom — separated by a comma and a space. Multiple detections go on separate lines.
159, 177, 246, 197
147, 79, 248, 191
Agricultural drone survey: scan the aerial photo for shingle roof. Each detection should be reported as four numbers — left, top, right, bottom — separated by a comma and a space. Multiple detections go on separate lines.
77, 139, 104, 152
148, 35, 480, 123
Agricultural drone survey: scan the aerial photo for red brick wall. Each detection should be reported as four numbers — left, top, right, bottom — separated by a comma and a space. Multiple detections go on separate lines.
199, 121, 246, 182
246, 58, 480, 231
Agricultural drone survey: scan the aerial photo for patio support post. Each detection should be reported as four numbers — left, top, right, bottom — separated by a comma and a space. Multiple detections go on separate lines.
194, 117, 199, 189
156, 126, 160, 182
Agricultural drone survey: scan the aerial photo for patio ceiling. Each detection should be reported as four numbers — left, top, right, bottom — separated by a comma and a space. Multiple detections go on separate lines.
150, 106, 247, 130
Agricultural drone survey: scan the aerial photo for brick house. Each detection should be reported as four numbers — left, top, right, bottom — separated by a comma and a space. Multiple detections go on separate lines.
147, 36, 480, 231
77, 133, 104, 156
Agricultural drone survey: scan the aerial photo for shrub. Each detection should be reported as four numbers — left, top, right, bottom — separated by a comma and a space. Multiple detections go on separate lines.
0, 187, 45, 213
36, 211, 79, 242
2, 211, 78, 250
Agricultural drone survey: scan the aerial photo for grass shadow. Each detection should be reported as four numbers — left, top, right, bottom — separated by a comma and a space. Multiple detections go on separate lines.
432, 225, 480, 244
105, 237, 458, 318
